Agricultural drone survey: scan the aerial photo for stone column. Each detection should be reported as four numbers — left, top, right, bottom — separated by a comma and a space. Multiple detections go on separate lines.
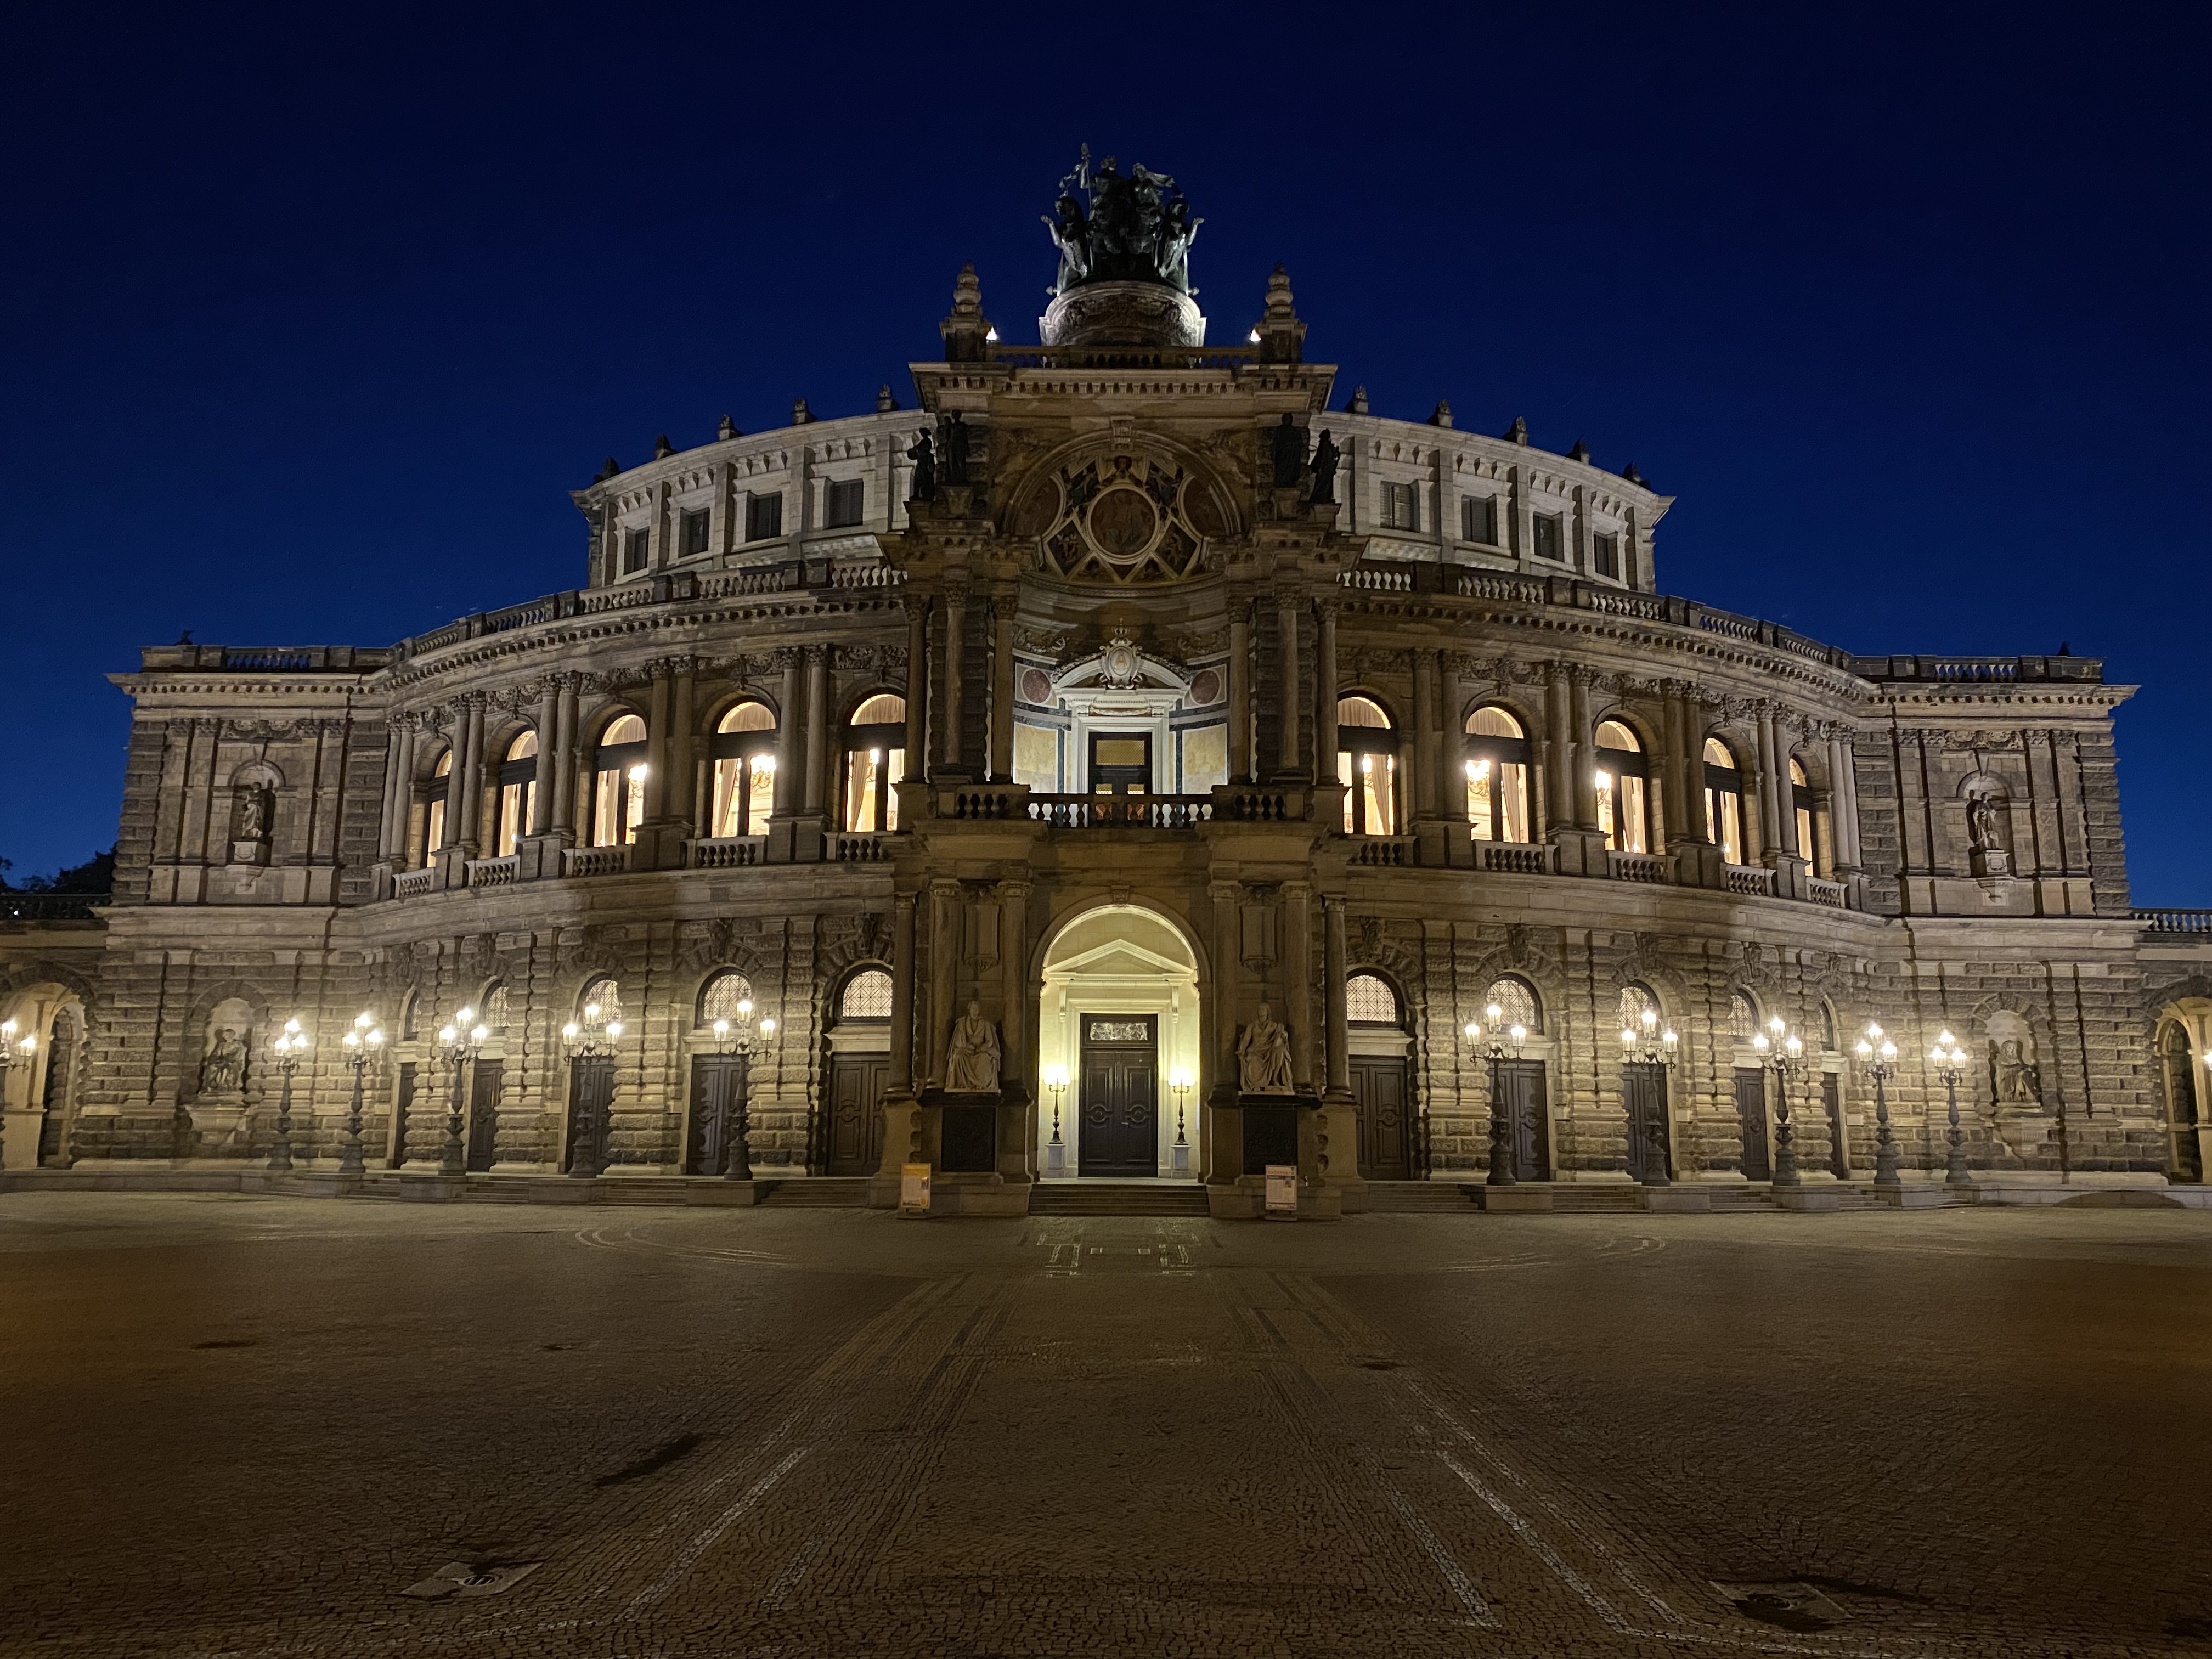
1314, 598, 1340, 782
802, 646, 830, 814
641, 665, 673, 826
1568, 667, 1598, 828
530, 682, 559, 836
876, 889, 921, 1190
928, 878, 959, 1087
998, 879, 1031, 1179
1543, 665, 1573, 827
381, 718, 414, 860
990, 594, 1015, 782
667, 660, 697, 828
1207, 879, 1243, 1184
1284, 881, 1315, 1091
902, 596, 929, 782
1227, 600, 1252, 782
550, 677, 580, 837
1756, 705, 1787, 857
940, 585, 967, 773
772, 650, 804, 815
1276, 594, 1301, 776
1827, 731, 1860, 871
452, 697, 486, 854
1322, 896, 1352, 1097
1410, 647, 1437, 821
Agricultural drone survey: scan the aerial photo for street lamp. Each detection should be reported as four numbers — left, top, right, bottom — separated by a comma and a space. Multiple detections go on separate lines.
561, 998, 623, 1178
1466, 1005, 1527, 1186
337, 1012, 385, 1177
266, 1017, 309, 1174
709, 997, 776, 1181
1043, 1065, 1069, 1176
433, 1006, 489, 1177
1617, 1006, 1679, 1186
0, 1020, 37, 1174
1169, 1068, 1193, 1173
1929, 1029, 1974, 1188
1750, 1015, 1808, 1188
1854, 1022, 1901, 1188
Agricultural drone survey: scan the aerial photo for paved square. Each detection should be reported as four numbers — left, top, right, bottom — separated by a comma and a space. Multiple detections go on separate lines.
3, 1196, 2208, 1657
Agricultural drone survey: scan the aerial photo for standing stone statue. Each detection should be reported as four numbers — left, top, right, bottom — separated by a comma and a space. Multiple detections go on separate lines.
236, 785, 270, 843
941, 414, 970, 488
199, 1027, 249, 1097
906, 432, 936, 503
1269, 414, 1305, 489
1237, 1004, 1295, 1094
1967, 790, 2004, 854
945, 1000, 1002, 1094
1308, 430, 1340, 504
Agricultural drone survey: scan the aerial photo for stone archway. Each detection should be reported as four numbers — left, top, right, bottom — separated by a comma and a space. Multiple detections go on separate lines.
1037, 905, 1201, 1180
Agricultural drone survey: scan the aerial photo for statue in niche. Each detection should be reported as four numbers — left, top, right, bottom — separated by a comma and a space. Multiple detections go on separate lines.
1237, 1003, 1295, 1094
235, 784, 271, 844
940, 414, 970, 488
199, 1027, 249, 1097
1269, 414, 1306, 489
945, 1000, 1002, 1094
1308, 430, 1340, 505
906, 432, 936, 502
1989, 1037, 2042, 1106
1966, 788, 2011, 875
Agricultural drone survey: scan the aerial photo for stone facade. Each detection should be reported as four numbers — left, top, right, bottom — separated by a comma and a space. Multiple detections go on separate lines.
3, 224, 2201, 1208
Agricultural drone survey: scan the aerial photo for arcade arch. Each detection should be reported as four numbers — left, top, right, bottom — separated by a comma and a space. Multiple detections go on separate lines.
1038, 904, 1200, 1180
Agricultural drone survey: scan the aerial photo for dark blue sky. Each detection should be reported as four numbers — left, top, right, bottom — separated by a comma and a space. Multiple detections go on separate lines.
7, 4, 2207, 898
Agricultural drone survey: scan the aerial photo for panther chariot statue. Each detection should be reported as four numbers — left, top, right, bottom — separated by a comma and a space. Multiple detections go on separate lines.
1038, 146, 1208, 349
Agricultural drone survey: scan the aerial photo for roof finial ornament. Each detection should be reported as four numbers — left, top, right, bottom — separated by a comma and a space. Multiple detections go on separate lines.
652, 433, 674, 459
595, 456, 620, 483
1252, 262, 1305, 364
791, 398, 814, 426
1503, 416, 1529, 445
1429, 400, 1454, 428
1569, 438, 1591, 462
716, 415, 737, 441
877, 385, 898, 412
1621, 460, 1646, 485
1348, 386, 1370, 415
941, 261, 993, 363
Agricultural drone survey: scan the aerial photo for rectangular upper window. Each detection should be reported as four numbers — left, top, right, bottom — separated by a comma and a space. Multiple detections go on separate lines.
1379, 481, 1419, 532
1593, 531, 1618, 578
622, 527, 650, 574
1462, 493, 1497, 545
823, 478, 864, 529
744, 492, 783, 543
681, 508, 710, 556
1532, 513, 1564, 562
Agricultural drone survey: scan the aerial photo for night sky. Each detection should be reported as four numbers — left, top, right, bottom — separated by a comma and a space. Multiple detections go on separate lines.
6, 5, 2206, 899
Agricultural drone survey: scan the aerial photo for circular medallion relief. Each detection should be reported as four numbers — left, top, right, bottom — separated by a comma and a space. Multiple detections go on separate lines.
1188, 668, 1221, 707
1019, 667, 1053, 705
1086, 487, 1158, 560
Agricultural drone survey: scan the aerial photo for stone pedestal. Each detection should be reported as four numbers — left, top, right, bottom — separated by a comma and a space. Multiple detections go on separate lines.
1039, 281, 1205, 348
1547, 827, 1611, 877
184, 1097, 252, 1159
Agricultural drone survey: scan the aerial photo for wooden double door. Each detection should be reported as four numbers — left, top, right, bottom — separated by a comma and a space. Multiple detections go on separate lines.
823, 1052, 890, 1176
466, 1060, 503, 1172
1623, 1062, 1673, 1182
1734, 1067, 1771, 1181
1079, 1014, 1158, 1177
1493, 1059, 1550, 1181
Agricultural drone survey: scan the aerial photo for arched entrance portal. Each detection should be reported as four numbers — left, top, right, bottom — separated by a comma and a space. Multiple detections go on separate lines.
1039, 906, 1200, 1181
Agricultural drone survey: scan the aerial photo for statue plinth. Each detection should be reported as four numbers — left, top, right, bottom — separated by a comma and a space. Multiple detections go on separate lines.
1040, 283, 1205, 348
185, 1096, 252, 1159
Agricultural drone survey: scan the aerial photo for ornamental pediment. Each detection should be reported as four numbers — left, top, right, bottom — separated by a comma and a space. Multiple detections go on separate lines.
1002, 434, 1239, 585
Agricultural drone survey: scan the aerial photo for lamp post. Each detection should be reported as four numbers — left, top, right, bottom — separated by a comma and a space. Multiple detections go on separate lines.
336, 1013, 385, 1177
561, 998, 623, 1178
709, 998, 776, 1181
433, 1005, 488, 1177
1930, 1029, 1974, 1188
1465, 1003, 1527, 1186
1750, 1015, 1808, 1188
265, 1017, 309, 1173
1616, 1005, 1679, 1186
1854, 1023, 1901, 1189
1043, 1065, 1069, 1177
1169, 1068, 1193, 1173
0, 1020, 36, 1174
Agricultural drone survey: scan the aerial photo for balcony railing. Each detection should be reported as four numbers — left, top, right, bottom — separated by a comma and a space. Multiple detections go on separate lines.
832, 833, 893, 861
393, 868, 437, 899
1724, 862, 1777, 897
1808, 877, 1848, 908
1475, 839, 1553, 874
1608, 850, 1673, 884
1026, 794, 1216, 828
563, 845, 631, 878
465, 855, 518, 888
2135, 908, 2212, 934
689, 836, 766, 868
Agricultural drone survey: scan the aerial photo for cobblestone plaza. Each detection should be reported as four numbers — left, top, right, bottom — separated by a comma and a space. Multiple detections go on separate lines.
4, 1193, 2208, 1658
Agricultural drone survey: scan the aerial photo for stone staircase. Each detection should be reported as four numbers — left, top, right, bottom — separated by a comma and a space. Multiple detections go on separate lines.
756, 1177, 873, 1207
1029, 1181, 1213, 1217
1545, 1185, 1645, 1212
1358, 1182, 1482, 1212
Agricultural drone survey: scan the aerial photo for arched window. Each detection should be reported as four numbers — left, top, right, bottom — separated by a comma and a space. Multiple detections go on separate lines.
1594, 719, 1649, 855
1336, 697, 1397, 835
698, 969, 754, 1027
1790, 756, 1817, 870
481, 984, 510, 1034
839, 968, 893, 1022
1703, 737, 1745, 865
710, 702, 777, 839
579, 976, 623, 1023
400, 989, 420, 1041
1465, 707, 1532, 843
495, 732, 538, 857
1818, 1001, 1837, 1052
1618, 983, 1659, 1034
1483, 975, 1543, 1034
844, 694, 906, 833
422, 750, 452, 866
591, 714, 648, 847
1729, 990, 1759, 1041
1346, 972, 1400, 1025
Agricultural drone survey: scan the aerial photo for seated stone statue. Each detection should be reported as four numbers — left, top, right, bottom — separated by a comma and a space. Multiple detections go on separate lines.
1237, 1004, 1295, 1094
945, 1000, 1002, 1094
199, 1027, 249, 1096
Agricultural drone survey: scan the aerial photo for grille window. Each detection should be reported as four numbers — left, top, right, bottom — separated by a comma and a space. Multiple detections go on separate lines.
1483, 976, 1542, 1034
840, 969, 893, 1021
699, 971, 754, 1027
1347, 974, 1398, 1025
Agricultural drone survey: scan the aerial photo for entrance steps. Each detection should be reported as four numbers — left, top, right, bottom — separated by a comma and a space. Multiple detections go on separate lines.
757, 1177, 873, 1207
1358, 1182, 1482, 1212
1030, 1181, 1212, 1217
1546, 1184, 1644, 1212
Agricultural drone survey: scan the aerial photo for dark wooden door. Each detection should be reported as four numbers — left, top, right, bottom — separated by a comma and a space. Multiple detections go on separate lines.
37, 1039, 68, 1164
1734, 1067, 1771, 1181
1079, 1014, 1158, 1176
2169, 1046, 2204, 1183
1623, 1062, 1673, 1182
687, 1055, 747, 1175
390, 1062, 416, 1168
1497, 1059, 1550, 1181
566, 1054, 614, 1173
1351, 1055, 1411, 1180
1821, 1072, 1849, 1177
825, 1053, 890, 1176
465, 1060, 503, 1172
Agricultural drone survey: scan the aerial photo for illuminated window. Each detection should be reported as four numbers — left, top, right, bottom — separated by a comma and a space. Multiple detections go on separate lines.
1729, 991, 1759, 1041
1346, 973, 1399, 1025
844, 694, 907, 832
709, 702, 777, 839
1484, 975, 1543, 1033
1594, 719, 1649, 854
495, 731, 538, 857
1618, 983, 1658, 1032
1335, 696, 1397, 835
1790, 756, 1817, 869
840, 969, 893, 1022
698, 970, 754, 1027
1703, 737, 1745, 864
422, 749, 452, 866
591, 714, 647, 847
1465, 707, 1531, 843
481, 984, 510, 1034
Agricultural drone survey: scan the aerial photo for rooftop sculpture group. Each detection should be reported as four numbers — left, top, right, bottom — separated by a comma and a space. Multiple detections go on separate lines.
1042, 145, 1203, 297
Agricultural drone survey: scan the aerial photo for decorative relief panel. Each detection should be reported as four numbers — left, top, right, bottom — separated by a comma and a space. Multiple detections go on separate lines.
1006, 442, 1237, 585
